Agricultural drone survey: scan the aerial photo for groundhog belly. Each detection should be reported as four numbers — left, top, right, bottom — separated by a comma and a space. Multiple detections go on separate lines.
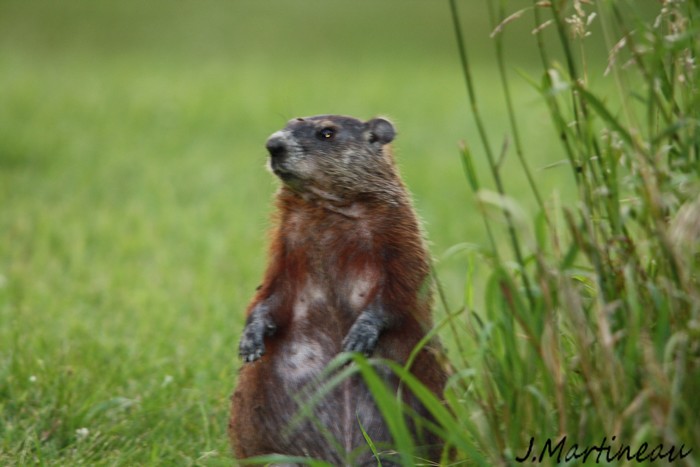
272, 277, 374, 396
274, 302, 339, 388
234, 297, 390, 462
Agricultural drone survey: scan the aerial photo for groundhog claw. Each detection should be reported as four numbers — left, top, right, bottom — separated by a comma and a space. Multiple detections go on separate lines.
245, 349, 263, 363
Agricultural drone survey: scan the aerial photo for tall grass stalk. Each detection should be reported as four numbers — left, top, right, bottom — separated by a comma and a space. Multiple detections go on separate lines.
449, 0, 537, 311
486, 0, 549, 222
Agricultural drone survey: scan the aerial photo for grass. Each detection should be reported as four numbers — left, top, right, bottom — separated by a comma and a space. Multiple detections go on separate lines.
439, 0, 700, 464
3, 0, 696, 465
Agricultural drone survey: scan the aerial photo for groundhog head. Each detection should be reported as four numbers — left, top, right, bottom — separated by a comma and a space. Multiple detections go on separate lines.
265, 115, 398, 199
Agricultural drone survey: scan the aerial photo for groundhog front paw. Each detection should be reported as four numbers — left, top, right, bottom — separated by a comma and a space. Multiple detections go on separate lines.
342, 317, 381, 357
239, 327, 265, 363
238, 314, 276, 363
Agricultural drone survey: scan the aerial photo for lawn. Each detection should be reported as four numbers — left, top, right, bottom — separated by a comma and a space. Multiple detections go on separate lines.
0, 0, 658, 465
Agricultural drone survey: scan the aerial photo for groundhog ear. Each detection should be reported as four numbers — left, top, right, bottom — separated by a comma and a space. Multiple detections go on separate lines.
366, 118, 396, 145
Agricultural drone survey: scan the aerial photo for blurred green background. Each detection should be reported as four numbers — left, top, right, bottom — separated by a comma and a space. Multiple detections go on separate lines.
0, 0, 593, 463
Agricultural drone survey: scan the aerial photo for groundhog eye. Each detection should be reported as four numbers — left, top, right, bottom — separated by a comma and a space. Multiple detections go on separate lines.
318, 127, 335, 140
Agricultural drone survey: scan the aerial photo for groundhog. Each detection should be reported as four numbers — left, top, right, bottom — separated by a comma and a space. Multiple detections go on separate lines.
229, 115, 447, 465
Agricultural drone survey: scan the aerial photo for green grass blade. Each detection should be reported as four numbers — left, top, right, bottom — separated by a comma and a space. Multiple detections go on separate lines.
357, 414, 383, 467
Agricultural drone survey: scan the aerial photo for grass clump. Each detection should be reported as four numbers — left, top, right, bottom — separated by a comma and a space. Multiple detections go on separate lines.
441, 0, 700, 463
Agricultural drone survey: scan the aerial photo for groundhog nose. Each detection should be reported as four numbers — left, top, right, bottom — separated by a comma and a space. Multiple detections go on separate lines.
266, 135, 287, 159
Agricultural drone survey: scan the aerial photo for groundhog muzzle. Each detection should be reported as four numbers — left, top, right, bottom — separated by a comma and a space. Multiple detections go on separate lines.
229, 115, 447, 465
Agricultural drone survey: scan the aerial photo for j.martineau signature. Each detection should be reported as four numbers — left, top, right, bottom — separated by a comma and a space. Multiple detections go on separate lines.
515, 435, 693, 464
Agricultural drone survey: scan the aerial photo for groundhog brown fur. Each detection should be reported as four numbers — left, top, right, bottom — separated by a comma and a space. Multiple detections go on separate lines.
229, 115, 447, 465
